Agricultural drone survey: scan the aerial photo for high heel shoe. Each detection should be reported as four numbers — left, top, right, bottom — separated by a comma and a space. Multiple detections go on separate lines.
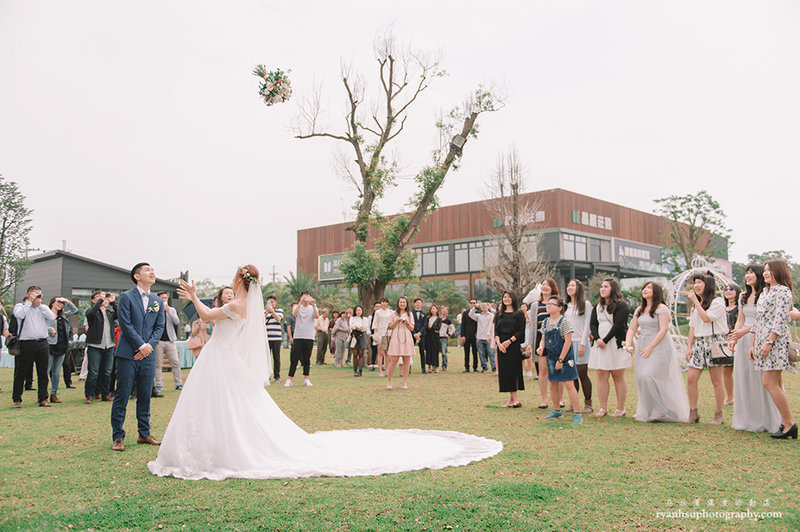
711, 410, 724, 425
686, 409, 700, 424
770, 423, 798, 439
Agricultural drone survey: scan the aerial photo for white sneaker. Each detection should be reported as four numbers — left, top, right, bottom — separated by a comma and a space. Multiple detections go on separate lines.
303, 379, 313, 387
284, 380, 292, 387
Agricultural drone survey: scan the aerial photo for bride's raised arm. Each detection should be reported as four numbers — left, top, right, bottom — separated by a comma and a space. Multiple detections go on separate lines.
178, 280, 229, 322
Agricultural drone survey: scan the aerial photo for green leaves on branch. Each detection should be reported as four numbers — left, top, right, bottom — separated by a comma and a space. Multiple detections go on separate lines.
0, 175, 33, 300
654, 190, 732, 269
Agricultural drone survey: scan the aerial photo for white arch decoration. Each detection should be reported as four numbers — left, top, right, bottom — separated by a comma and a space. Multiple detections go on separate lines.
663, 257, 735, 365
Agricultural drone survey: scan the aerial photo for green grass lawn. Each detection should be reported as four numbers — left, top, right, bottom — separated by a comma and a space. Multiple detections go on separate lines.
0, 349, 798, 531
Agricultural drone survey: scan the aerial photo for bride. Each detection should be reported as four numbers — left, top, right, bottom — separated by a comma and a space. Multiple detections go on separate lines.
148, 264, 502, 480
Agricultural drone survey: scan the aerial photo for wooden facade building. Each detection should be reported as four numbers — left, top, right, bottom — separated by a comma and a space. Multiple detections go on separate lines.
297, 188, 727, 298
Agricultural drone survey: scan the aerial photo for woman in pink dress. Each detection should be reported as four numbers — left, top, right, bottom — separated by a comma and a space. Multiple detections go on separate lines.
386, 296, 415, 390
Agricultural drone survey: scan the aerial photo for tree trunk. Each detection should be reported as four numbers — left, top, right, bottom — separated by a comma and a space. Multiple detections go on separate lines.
358, 280, 387, 312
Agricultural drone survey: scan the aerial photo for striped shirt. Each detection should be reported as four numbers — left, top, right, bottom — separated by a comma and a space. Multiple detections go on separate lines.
265, 308, 284, 341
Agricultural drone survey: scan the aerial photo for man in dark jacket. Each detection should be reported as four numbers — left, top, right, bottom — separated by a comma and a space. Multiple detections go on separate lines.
460, 299, 479, 372
84, 291, 117, 403
411, 298, 427, 374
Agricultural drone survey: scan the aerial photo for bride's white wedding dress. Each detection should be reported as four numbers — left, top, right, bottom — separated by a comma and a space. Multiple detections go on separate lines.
148, 286, 502, 480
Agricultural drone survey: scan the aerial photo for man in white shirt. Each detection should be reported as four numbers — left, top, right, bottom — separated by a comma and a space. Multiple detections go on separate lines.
469, 302, 497, 373
12, 286, 57, 407
284, 291, 319, 387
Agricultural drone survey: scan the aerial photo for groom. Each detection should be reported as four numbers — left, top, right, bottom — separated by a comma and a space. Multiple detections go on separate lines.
111, 262, 165, 451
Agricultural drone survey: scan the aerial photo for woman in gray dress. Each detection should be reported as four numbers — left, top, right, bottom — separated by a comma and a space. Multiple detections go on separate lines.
625, 282, 689, 422
728, 264, 781, 433
752, 259, 797, 439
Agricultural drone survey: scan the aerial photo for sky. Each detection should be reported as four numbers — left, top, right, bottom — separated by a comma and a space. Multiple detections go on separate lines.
2, 1, 799, 285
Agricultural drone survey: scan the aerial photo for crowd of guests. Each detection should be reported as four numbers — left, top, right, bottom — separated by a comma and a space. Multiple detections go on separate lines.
3, 287, 185, 408
268, 258, 798, 440
5, 258, 798, 440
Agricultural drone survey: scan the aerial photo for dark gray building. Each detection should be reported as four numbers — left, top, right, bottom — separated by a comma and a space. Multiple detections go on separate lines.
13, 251, 180, 328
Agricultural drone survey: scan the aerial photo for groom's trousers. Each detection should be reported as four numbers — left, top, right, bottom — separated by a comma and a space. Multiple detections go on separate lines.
111, 356, 156, 441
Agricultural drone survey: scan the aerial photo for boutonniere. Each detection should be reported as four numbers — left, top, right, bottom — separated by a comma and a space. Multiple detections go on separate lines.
147, 301, 160, 313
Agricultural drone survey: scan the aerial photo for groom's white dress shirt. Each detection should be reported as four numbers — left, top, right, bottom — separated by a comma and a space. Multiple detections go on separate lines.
136, 286, 153, 351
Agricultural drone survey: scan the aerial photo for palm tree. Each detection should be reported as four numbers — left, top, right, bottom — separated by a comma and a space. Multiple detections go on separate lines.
284, 271, 318, 300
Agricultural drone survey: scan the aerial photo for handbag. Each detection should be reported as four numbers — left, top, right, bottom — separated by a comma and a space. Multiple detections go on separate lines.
6, 317, 24, 356
186, 336, 203, 350
710, 321, 734, 365
378, 334, 391, 351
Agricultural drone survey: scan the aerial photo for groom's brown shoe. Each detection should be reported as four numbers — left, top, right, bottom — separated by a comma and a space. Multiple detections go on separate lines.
137, 435, 161, 446
112, 438, 125, 451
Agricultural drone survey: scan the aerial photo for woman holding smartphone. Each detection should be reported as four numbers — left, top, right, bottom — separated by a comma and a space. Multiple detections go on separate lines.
386, 297, 415, 389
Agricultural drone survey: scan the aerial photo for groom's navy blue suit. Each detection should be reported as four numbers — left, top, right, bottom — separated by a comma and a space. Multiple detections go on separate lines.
111, 287, 165, 441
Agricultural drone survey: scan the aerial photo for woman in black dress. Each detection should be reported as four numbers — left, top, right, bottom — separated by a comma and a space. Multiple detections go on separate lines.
424, 304, 443, 373
494, 290, 527, 408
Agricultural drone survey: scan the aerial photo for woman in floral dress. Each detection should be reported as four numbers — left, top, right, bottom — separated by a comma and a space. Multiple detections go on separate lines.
752, 259, 797, 439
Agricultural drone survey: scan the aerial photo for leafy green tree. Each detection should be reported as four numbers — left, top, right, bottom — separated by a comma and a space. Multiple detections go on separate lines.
654, 190, 732, 269
289, 30, 503, 309
193, 278, 223, 297
0, 175, 33, 300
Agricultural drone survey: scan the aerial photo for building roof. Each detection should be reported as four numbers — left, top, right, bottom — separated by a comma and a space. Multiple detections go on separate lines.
27, 250, 180, 288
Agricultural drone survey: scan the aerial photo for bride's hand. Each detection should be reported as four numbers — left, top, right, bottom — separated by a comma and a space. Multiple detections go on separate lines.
177, 280, 196, 300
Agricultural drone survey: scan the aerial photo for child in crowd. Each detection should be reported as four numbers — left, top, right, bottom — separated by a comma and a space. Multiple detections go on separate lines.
537, 296, 582, 424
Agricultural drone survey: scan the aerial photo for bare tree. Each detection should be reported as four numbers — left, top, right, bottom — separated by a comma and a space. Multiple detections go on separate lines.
482, 148, 551, 298
286, 29, 503, 308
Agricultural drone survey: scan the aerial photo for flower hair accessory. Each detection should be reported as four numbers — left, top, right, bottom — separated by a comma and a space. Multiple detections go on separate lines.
239, 266, 259, 286
253, 65, 292, 106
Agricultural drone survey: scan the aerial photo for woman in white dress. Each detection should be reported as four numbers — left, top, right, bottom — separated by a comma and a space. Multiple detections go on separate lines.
727, 264, 781, 433
624, 282, 689, 422
148, 265, 502, 480
589, 279, 630, 418
684, 272, 729, 425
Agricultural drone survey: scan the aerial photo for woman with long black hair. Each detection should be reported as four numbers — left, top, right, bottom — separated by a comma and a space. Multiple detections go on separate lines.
493, 290, 527, 408
722, 282, 741, 405
753, 259, 797, 439
589, 278, 630, 418
424, 304, 442, 373
565, 279, 593, 413
728, 264, 781, 432
685, 272, 729, 425
625, 282, 688, 422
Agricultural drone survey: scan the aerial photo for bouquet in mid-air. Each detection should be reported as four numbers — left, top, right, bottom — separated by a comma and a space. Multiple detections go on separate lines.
253, 65, 292, 106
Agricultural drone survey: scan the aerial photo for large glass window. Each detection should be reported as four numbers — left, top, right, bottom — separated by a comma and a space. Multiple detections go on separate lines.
589, 239, 601, 262
469, 241, 484, 271
421, 247, 436, 275
601, 240, 611, 261
436, 245, 450, 274
454, 243, 469, 272
562, 233, 587, 261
